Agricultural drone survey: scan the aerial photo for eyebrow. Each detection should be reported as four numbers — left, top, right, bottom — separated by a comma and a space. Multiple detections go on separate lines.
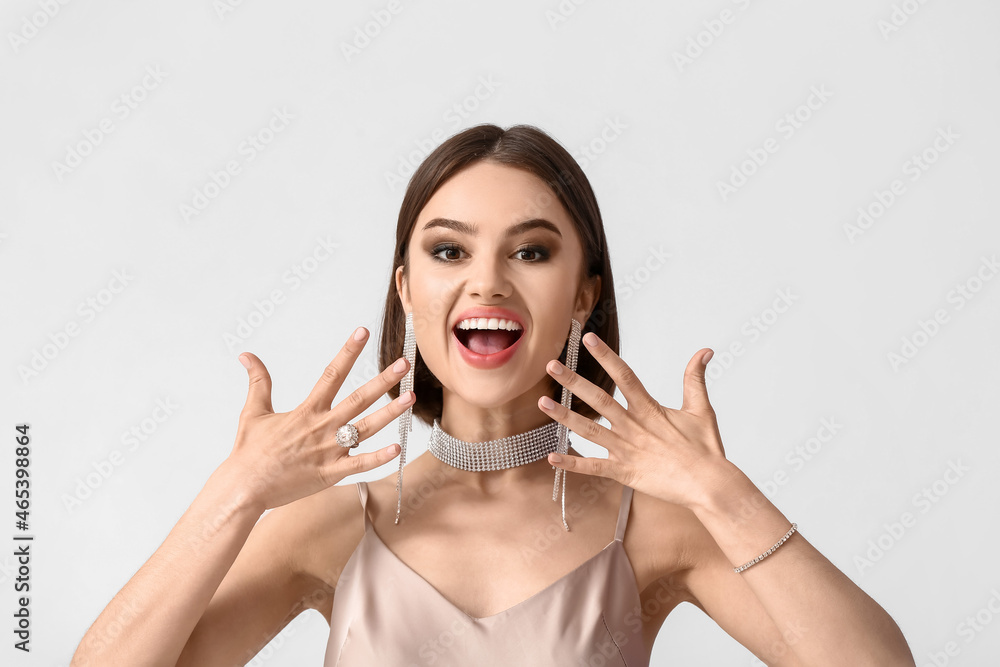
421, 217, 563, 239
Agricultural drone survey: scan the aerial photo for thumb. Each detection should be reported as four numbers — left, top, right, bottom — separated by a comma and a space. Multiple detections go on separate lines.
680, 348, 714, 415
238, 352, 274, 416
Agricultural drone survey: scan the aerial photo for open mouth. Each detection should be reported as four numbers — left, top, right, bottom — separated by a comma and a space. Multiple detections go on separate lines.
454, 317, 524, 356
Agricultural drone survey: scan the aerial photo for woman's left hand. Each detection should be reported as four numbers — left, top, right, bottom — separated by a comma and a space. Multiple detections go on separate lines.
539, 331, 739, 509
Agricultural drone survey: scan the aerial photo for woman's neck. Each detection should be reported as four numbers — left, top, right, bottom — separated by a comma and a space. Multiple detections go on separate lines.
428, 382, 563, 494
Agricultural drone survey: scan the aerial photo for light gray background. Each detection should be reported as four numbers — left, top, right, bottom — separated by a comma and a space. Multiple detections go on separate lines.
3, 1, 998, 665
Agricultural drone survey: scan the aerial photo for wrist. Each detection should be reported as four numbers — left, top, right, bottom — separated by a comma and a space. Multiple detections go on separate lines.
687, 459, 753, 513
688, 461, 794, 565
208, 458, 267, 519
689, 460, 786, 528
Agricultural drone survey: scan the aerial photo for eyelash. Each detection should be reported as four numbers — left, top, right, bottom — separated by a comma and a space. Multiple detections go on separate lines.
430, 243, 551, 263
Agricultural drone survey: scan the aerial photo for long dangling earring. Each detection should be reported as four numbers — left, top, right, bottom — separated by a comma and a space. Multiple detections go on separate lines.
395, 311, 416, 525
552, 318, 582, 531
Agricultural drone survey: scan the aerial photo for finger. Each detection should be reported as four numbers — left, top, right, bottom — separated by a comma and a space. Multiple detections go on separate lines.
545, 360, 630, 427
238, 352, 274, 416
328, 442, 402, 480
326, 356, 411, 422
580, 332, 659, 414
681, 348, 715, 415
538, 395, 619, 450
546, 451, 620, 482
347, 390, 415, 442
302, 327, 370, 412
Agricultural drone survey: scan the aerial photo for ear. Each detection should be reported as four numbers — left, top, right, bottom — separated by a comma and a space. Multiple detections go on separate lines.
395, 265, 412, 313
574, 274, 601, 325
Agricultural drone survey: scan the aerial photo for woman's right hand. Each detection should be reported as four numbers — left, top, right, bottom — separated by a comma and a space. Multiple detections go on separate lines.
224, 326, 414, 512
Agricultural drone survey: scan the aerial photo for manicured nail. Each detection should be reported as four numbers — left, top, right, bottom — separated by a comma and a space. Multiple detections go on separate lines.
547, 361, 563, 375
354, 327, 367, 341
702, 349, 714, 365
398, 391, 414, 406
392, 358, 407, 373
540, 396, 557, 410
238, 354, 251, 369
583, 332, 599, 347
549, 453, 563, 463
388, 444, 400, 455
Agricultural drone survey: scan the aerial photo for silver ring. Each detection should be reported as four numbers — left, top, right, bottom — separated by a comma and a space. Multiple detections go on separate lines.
336, 423, 360, 449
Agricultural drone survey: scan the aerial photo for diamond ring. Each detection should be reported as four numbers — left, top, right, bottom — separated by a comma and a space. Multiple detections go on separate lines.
336, 423, 360, 449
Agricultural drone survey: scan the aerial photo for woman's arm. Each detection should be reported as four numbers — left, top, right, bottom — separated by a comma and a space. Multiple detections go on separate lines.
72, 461, 265, 666
682, 466, 914, 666
72, 328, 412, 665
176, 480, 360, 665
539, 335, 915, 666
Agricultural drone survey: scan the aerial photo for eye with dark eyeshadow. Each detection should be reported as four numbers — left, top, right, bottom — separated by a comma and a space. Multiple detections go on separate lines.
430, 243, 465, 262
429, 243, 551, 263
514, 246, 550, 262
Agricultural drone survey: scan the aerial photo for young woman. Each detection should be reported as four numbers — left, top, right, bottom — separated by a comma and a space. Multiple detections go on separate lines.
72, 124, 915, 666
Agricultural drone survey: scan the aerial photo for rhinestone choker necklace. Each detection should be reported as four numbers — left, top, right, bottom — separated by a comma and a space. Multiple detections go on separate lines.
428, 419, 566, 471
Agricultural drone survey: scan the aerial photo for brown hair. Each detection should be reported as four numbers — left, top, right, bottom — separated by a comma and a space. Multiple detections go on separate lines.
378, 123, 620, 426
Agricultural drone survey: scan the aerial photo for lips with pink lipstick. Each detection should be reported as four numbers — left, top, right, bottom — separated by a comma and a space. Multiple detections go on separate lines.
452, 309, 525, 367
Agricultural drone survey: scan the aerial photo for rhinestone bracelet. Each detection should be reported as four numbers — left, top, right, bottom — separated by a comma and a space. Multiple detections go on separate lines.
733, 523, 798, 574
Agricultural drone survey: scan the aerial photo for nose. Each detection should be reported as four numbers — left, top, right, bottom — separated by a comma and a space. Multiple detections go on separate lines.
465, 252, 512, 301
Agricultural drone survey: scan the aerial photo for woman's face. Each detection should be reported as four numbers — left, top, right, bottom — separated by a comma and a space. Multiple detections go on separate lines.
396, 161, 599, 424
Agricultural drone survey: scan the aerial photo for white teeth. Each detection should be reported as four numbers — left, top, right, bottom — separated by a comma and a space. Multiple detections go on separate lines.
456, 317, 523, 331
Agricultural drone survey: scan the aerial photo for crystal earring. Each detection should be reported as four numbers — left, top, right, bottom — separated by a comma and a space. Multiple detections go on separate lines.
395, 311, 416, 525
552, 318, 582, 531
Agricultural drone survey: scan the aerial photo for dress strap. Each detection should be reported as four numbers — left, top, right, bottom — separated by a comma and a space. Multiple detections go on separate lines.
355, 481, 371, 528
614, 484, 634, 543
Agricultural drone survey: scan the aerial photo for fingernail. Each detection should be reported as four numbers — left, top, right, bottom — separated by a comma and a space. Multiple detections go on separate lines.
547, 361, 563, 375
540, 395, 557, 410
393, 358, 407, 373
583, 332, 599, 347
354, 327, 367, 341
398, 391, 414, 405
549, 453, 563, 463
238, 354, 251, 369
388, 444, 400, 455
702, 349, 714, 365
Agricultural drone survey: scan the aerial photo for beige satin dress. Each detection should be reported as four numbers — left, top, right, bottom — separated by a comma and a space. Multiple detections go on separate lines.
324, 480, 648, 666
